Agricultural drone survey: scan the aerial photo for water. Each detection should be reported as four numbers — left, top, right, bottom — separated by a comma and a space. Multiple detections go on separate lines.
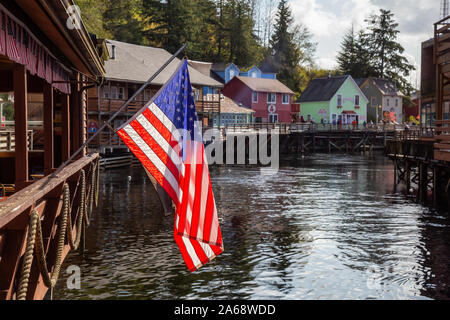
53, 154, 450, 300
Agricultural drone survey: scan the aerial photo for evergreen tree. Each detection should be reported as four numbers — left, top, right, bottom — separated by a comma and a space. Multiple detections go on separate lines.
142, 0, 194, 54
267, 0, 302, 91
337, 27, 376, 78
102, 0, 144, 44
221, 0, 261, 66
365, 9, 415, 94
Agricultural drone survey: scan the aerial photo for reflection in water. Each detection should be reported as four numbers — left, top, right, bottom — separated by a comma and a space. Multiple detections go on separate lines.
53, 154, 450, 300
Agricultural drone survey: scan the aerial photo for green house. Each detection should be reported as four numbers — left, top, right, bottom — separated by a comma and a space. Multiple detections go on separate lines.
298, 75, 369, 125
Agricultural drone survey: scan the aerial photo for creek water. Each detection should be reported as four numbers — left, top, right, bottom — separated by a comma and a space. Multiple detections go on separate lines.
53, 153, 450, 300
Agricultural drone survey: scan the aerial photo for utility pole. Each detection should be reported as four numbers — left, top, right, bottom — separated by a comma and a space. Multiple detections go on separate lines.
441, 0, 449, 19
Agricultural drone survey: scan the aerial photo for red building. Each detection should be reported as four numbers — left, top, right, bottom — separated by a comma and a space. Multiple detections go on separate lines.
222, 76, 295, 123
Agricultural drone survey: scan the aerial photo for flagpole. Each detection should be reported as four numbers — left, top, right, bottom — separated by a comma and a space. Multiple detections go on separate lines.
52, 43, 187, 176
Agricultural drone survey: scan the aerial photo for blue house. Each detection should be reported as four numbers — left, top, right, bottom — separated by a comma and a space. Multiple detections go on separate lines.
211, 63, 276, 85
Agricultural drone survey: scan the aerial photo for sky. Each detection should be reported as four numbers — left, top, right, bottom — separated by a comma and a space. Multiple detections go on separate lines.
288, 0, 441, 87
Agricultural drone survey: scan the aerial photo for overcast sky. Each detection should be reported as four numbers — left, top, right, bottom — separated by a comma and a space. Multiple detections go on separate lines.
288, 0, 440, 86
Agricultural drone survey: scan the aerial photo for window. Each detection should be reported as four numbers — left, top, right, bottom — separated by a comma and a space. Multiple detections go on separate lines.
267, 93, 276, 103
282, 94, 290, 104
355, 95, 360, 106
118, 87, 125, 100
251, 72, 257, 78
229, 69, 236, 80
103, 86, 110, 99
252, 92, 258, 103
337, 94, 342, 106
395, 98, 399, 107
144, 89, 152, 101
269, 114, 278, 123
387, 98, 390, 107
111, 86, 117, 99
371, 97, 377, 107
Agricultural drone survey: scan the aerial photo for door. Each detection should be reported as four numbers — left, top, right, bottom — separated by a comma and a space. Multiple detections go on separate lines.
269, 114, 278, 123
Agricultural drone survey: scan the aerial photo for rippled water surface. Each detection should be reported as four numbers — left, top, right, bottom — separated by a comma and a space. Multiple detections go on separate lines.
54, 154, 450, 300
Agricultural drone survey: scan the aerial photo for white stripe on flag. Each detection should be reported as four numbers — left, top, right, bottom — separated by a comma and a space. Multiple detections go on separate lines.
136, 114, 183, 171
197, 155, 209, 240
123, 125, 182, 202
147, 103, 182, 144
182, 237, 201, 268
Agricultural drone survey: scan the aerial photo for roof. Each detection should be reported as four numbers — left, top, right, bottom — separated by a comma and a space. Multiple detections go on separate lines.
259, 58, 278, 74
211, 62, 237, 72
188, 60, 212, 77
371, 78, 404, 96
299, 76, 348, 102
233, 76, 294, 94
8, 0, 105, 77
105, 40, 222, 87
354, 78, 367, 87
221, 97, 255, 114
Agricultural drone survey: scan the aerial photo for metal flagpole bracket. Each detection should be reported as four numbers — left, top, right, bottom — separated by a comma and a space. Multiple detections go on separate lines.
52, 43, 188, 176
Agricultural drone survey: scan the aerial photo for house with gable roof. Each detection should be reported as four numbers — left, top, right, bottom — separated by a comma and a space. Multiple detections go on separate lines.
298, 75, 369, 125
356, 77, 404, 123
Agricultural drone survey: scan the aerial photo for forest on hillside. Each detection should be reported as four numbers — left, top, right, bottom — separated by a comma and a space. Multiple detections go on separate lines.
76, 0, 415, 96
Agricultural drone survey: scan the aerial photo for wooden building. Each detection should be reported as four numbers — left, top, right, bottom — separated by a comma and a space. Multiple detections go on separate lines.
420, 16, 450, 162
222, 76, 295, 123
87, 40, 223, 153
0, 0, 105, 300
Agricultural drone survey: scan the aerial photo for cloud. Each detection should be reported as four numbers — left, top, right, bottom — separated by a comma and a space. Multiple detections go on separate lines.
289, 0, 440, 85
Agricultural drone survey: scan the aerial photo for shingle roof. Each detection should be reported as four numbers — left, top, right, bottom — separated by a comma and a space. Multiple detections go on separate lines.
221, 96, 255, 114
105, 40, 222, 87
354, 78, 367, 87
234, 76, 294, 94
371, 78, 403, 96
299, 76, 348, 102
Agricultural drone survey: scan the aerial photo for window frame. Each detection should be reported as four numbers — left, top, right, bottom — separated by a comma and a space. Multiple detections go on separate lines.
252, 91, 258, 103
267, 93, 276, 104
103, 86, 110, 99
282, 94, 290, 105
355, 95, 360, 106
118, 87, 125, 100
337, 94, 343, 106
110, 86, 118, 100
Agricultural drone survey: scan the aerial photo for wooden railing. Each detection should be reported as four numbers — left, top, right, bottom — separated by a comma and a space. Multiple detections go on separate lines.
0, 131, 34, 151
220, 123, 411, 135
434, 120, 450, 162
88, 97, 220, 115
0, 154, 100, 300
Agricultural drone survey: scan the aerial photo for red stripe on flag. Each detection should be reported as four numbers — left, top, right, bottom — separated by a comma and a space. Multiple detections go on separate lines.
117, 128, 180, 205
129, 120, 180, 181
142, 109, 180, 151
176, 162, 191, 236
189, 239, 209, 266
174, 235, 196, 272
189, 156, 204, 239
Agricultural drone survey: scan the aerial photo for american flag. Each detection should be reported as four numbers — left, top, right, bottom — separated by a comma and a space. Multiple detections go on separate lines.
6, 18, 20, 63
0, 11, 6, 56
117, 60, 224, 272
37, 45, 46, 79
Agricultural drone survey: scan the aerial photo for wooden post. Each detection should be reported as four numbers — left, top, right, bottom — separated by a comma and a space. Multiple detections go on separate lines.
71, 75, 81, 156
43, 82, 54, 174
13, 64, 28, 189
433, 167, 438, 207
61, 94, 71, 162
419, 163, 428, 203
406, 160, 411, 193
